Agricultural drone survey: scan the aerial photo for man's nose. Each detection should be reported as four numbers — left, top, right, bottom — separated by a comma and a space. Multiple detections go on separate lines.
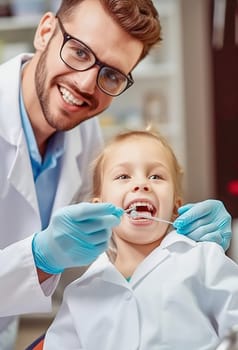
73, 67, 98, 95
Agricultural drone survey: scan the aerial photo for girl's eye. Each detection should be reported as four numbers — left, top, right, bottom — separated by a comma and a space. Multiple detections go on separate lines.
149, 174, 163, 180
115, 174, 130, 180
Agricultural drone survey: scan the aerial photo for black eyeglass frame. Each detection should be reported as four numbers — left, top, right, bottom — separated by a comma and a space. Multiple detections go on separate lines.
56, 16, 134, 96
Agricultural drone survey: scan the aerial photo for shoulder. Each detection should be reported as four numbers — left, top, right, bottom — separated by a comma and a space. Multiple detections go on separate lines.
161, 231, 238, 282
0, 53, 32, 73
64, 253, 110, 291
75, 116, 103, 146
0, 54, 32, 95
79, 116, 102, 137
162, 230, 226, 258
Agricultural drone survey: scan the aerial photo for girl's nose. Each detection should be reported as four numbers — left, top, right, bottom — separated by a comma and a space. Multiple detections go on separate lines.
132, 183, 150, 192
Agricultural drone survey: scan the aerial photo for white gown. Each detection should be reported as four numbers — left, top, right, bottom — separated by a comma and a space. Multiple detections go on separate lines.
44, 231, 238, 350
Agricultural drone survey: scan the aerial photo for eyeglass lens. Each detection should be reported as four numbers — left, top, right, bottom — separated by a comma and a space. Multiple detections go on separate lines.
61, 37, 132, 96
61, 39, 131, 96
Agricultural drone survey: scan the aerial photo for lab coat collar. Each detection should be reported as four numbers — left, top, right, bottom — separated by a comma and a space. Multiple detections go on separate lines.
0, 54, 82, 213
74, 231, 197, 288
0, 54, 39, 212
52, 127, 82, 210
7, 131, 39, 213
160, 230, 197, 249
5, 144, 81, 224
77, 250, 171, 289
7, 127, 82, 227
75, 253, 120, 283
73, 253, 130, 290
0, 54, 32, 145
129, 231, 196, 286
130, 231, 197, 286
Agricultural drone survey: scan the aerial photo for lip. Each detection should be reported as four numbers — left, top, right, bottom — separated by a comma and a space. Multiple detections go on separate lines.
129, 217, 155, 226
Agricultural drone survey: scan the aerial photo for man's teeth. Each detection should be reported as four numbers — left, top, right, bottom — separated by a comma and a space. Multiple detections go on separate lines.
59, 87, 84, 106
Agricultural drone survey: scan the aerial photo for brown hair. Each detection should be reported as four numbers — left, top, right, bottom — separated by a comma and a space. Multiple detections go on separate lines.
56, 0, 162, 60
91, 130, 184, 202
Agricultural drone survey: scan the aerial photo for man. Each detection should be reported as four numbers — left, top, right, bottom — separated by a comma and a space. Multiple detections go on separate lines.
0, 0, 231, 349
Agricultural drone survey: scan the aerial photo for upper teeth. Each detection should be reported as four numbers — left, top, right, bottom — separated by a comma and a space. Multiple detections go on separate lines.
59, 87, 84, 106
129, 202, 153, 212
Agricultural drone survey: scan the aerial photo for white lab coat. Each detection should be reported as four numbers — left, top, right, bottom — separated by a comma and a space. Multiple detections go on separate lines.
44, 231, 238, 350
0, 54, 103, 324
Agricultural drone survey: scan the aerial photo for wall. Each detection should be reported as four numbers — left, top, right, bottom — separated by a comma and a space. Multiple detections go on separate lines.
181, 0, 215, 202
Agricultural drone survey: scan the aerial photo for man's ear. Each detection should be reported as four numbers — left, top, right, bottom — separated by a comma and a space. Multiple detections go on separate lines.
33, 12, 57, 50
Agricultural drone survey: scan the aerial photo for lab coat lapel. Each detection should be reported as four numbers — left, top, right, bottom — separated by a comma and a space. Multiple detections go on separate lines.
74, 253, 128, 287
7, 133, 39, 214
74, 253, 115, 283
130, 246, 170, 286
0, 54, 39, 215
130, 231, 196, 286
68, 254, 140, 350
0, 54, 31, 145
78, 249, 171, 288
52, 128, 82, 211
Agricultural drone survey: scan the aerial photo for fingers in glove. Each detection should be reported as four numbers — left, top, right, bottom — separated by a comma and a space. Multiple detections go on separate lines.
174, 218, 215, 235
77, 228, 112, 245
69, 240, 109, 266
177, 203, 194, 215
175, 201, 214, 229
73, 214, 121, 234
176, 223, 220, 240
195, 232, 223, 245
56, 203, 123, 221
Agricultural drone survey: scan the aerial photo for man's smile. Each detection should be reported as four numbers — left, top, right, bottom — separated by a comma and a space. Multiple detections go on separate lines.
59, 86, 85, 106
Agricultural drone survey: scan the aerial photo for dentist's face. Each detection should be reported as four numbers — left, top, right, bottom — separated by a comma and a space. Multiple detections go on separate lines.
33, 0, 143, 131
99, 136, 179, 248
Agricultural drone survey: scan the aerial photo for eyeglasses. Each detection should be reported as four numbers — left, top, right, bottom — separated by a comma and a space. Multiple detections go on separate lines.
56, 16, 134, 96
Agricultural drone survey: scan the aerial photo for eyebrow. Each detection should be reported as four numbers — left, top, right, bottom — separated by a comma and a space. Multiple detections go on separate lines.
107, 161, 169, 172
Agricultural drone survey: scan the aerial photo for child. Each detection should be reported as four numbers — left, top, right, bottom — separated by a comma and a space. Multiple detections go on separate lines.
43, 130, 238, 350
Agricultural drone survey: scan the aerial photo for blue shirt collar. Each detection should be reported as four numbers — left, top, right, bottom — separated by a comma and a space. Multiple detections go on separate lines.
19, 85, 65, 179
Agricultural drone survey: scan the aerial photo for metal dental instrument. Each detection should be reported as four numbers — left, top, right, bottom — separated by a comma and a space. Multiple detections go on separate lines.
129, 209, 173, 225
124, 207, 136, 214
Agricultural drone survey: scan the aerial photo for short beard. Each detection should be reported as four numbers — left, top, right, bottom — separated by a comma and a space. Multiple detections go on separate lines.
35, 46, 56, 128
34, 40, 111, 131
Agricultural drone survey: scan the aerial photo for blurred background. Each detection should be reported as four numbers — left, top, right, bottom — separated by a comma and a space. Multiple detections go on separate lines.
0, 0, 237, 348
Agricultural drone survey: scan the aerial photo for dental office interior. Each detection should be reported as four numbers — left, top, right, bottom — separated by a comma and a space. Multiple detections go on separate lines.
0, 0, 237, 348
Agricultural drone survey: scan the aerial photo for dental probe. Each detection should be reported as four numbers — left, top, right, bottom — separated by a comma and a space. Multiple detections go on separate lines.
124, 207, 136, 213
129, 210, 173, 225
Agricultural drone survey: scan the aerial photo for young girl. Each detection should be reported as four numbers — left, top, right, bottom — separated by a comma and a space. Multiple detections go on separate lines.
43, 130, 238, 350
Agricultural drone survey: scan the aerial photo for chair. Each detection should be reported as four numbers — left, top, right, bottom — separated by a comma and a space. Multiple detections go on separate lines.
25, 333, 45, 350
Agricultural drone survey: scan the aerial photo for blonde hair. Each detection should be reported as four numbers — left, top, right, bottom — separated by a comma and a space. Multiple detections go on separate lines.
91, 129, 184, 202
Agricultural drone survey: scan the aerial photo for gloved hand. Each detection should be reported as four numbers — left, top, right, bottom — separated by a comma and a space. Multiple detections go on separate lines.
32, 203, 123, 274
173, 200, 232, 251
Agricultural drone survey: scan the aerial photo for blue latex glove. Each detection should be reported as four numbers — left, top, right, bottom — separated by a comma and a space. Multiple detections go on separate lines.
173, 200, 232, 251
32, 203, 123, 274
